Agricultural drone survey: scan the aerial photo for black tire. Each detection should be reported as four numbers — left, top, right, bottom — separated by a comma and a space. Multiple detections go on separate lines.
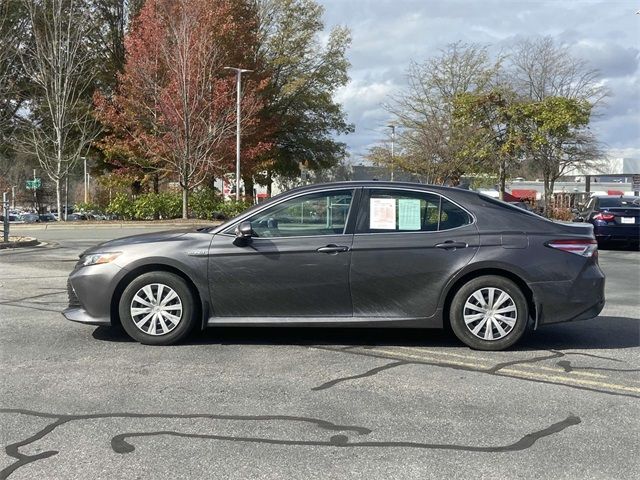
449, 275, 529, 351
119, 271, 196, 345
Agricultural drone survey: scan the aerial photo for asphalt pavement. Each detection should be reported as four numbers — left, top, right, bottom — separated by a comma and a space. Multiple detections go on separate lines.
1, 225, 639, 479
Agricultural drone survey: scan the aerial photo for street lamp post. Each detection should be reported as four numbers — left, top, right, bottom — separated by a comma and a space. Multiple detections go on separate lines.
33, 168, 37, 211
387, 124, 396, 181
83, 157, 87, 204
224, 67, 252, 201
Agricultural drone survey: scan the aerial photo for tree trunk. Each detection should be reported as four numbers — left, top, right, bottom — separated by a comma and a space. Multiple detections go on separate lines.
152, 173, 160, 220
55, 178, 62, 222
266, 170, 272, 197
243, 174, 254, 204
542, 171, 553, 216
498, 158, 506, 200
182, 186, 189, 219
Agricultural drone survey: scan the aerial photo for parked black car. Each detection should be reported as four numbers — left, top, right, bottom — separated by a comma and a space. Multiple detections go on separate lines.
64, 181, 605, 350
574, 195, 640, 249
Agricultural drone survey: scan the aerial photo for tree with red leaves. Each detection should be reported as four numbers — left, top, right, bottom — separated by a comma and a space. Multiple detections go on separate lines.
95, 0, 267, 218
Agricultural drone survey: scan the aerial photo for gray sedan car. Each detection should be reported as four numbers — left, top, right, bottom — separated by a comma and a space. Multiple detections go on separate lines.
64, 181, 605, 350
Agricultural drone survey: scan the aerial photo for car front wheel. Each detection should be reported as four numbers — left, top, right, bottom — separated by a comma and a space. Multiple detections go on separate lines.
449, 275, 529, 351
119, 271, 196, 345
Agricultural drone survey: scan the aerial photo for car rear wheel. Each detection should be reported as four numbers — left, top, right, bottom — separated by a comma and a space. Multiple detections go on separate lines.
449, 275, 528, 351
119, 272, 196, 345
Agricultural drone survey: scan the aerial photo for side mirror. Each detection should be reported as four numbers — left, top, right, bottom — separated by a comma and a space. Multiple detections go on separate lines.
235, 220, 253, 239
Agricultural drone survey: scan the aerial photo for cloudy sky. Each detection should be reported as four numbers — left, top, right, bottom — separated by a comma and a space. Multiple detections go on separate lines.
318, 0, 640, 161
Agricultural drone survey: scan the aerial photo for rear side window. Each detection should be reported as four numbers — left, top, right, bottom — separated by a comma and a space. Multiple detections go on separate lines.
356, 189, 472, 233
598, 197, 640, 208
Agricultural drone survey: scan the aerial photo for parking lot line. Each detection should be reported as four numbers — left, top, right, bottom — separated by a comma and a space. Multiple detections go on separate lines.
391, 346, 617, 378
346, 347, 640, 396
498, 368, 640, 395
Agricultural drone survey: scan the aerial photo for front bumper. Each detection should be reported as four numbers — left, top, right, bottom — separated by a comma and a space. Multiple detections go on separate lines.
531, 261, 605, 326
63, 306, 111, 325
62, 262, 125, 326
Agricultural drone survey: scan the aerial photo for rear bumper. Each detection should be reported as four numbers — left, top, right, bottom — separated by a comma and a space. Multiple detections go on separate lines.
593, 225, 640, 244
531, 262, 605, 326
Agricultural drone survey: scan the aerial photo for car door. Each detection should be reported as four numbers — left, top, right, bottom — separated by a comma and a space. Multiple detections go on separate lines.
349, 188, 479, 320
208, 188, 358, 318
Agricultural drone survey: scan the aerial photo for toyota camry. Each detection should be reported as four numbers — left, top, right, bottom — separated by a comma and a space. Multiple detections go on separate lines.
64, 181, 605, 350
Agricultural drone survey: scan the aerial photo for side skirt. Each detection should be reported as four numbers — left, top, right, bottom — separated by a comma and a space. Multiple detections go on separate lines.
206, 312, 443, 329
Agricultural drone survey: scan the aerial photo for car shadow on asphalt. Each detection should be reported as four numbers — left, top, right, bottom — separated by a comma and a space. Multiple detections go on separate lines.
91, 315, 639, 351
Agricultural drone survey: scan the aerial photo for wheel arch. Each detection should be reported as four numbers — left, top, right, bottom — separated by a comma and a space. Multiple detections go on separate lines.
441, 267, 537, 329
110, 263, 208, 330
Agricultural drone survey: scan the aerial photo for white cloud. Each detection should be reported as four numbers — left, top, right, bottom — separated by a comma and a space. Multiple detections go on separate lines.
319, 0, 640, 156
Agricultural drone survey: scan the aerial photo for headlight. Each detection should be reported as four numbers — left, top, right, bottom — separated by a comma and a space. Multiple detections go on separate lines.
81, 252, 122, 266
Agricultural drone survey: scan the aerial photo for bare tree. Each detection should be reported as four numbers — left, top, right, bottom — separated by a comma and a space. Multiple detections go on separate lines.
386, 42, 501, 184
20, 0, 98, 218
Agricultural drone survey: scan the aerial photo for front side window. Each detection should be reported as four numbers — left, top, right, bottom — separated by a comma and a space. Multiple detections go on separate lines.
357, 189, 472, 233
242, 190, 354, 238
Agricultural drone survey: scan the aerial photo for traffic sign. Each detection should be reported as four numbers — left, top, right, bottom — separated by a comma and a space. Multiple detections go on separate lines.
633, 174, 640, 192
26, 178, 41, 190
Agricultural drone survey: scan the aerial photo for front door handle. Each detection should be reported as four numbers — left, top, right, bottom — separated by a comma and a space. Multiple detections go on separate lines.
435, 241, 468, 250
316, 244, 349, 254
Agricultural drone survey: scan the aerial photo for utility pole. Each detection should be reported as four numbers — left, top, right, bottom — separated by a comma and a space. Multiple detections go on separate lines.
3, 192, 9, 243
33, 168, 37, 211
388, 124, 396, 181
224, 67, 252, 201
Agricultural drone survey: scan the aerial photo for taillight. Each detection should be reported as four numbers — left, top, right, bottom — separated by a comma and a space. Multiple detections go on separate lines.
593, 212, 615, 221
547, 239, 598, 257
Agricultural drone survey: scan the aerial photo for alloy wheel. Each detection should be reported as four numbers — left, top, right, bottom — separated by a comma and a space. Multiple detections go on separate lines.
129, 283, 183, 336
463, 287, 517, 341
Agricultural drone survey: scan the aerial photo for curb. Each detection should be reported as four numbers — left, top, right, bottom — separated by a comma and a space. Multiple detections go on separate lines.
0, 238, 39, 250
10, 220, 222, 231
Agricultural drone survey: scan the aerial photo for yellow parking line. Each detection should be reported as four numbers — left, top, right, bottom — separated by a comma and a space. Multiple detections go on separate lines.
358, 347, 640, 394
397, 346, 494, 362
499, 368, 640, 394
385, 346, 615, 379
370, 348, 487, 370
515, 363, 608, 379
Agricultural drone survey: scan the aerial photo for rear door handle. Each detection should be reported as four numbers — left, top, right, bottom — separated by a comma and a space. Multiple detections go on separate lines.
316, 244, 349, 254
435, 241, 468, 250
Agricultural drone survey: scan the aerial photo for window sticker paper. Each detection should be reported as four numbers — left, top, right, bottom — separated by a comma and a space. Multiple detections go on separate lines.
398, 198, 421, 230
370, 198, 396, 229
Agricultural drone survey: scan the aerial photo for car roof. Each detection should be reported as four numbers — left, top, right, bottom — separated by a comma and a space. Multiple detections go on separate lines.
283, 180, 476, 196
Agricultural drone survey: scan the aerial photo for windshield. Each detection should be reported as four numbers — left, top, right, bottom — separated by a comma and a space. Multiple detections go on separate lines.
599, 197, 640, 208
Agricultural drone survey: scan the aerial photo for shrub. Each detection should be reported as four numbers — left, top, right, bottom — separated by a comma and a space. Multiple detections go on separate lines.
75, 202, 100, 213
106, 193, 135, 220
133, 192, 182, 219
213, 199, 252, 220
190, 188, 220, 219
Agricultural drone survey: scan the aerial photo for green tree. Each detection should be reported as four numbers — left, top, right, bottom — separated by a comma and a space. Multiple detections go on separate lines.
513, 97, 599, 209
453, 88, 524, 199
508, 37, 605, 209
254, 0, 353, 192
